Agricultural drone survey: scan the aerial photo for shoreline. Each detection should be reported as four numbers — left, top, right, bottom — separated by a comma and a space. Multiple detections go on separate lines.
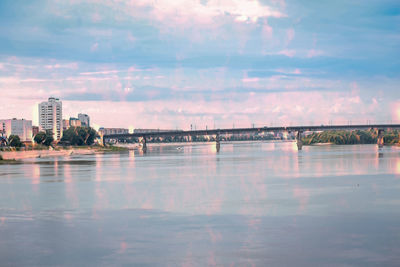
1, 141, 398, 162
0, 146, 128, 160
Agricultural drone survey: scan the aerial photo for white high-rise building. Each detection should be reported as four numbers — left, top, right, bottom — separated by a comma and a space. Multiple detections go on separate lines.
38, 97, 63, 140
78, 113, 90, 127
0, 118, 32, 142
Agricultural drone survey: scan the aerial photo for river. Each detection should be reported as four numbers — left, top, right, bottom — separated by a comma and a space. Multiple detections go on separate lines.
1, 141, 400, 266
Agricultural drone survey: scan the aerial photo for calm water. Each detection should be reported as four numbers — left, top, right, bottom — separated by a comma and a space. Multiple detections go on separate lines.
1, 142, 400, 266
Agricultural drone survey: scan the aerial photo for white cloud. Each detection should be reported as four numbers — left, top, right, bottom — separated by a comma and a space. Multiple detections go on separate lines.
69, 0, 285, 28
143, 0, 285, 25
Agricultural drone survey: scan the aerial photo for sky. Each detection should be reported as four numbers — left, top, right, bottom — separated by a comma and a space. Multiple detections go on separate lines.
0, 0, 399, 129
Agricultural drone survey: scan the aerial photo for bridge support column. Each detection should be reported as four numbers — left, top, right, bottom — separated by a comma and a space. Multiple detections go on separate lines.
140, 136, 147, 153
296, 131, 303, 151
216, 133, 220, 152
101, 135, 105, 147
377, 129, 384, 148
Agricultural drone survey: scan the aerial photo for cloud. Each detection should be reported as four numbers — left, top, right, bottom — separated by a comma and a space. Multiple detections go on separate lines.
307, 49, 324, 58
62, 0, 285, 30
392, 101, 400, 122
242, 77, 260, 83
278, 49, 296, 57
286, 28, 295, 45
275, 68, 301, 75
80, 70, 120, 76
137, 0, 286, 25
261, 19, 273, 39
44, 63, 78, 69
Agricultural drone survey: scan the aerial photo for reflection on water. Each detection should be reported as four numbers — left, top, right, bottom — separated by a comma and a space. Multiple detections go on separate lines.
397, 158, 400, 175
1, 142, 400, 266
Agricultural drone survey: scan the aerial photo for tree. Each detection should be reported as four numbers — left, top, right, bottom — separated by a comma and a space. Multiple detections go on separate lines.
61, 127, 97, 146
34, 131, 54, 146
8, 135, 23, 147
34, 132, 46, 144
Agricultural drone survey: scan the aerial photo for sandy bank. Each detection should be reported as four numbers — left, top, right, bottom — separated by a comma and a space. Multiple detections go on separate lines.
0, 148, 99, 160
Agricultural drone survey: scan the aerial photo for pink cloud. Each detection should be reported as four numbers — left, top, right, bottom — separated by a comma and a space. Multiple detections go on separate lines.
262, 19, 273, 39
3, 89, 381, 130
392, 101, 400, 121
275, 68, 301, 75
307, 49, 324, 58
44, 63, 79, 70
2, 57, 398, 129
242, 77, 260, 83
286, 28, 295, 44
278, 49, 296, 57
74, 0, 286, 30
148, 0, 286, 25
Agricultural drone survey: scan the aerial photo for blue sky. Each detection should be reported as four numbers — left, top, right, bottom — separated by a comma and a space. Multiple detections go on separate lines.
0, 0, 399, 129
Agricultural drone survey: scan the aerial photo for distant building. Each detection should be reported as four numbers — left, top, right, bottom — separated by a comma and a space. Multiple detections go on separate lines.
69, 118, 81, 127
78, 113, 90, 127
98, 127, 129, 135
0, 118, 32, 142
62, 119, 70, 131
39, 97, 63, 140
32, 126, 39, 137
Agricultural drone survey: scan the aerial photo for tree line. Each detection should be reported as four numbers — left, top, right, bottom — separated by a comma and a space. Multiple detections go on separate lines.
1, 127, 98, 148
301, 129, 400, 145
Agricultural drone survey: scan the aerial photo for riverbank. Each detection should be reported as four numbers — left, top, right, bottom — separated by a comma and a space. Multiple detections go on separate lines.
0, 146, 128, 160
302, 129, 400, 145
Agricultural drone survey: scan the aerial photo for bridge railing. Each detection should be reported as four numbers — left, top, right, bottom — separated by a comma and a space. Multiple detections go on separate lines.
103, 123, 400, 140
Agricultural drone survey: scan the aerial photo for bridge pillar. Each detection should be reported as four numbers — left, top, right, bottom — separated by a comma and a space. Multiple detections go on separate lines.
216, 133, 220, 152
101, 135, 105, 147
377, 129, 384, 148
296, 131, 303, 151
140, 136, 147, 153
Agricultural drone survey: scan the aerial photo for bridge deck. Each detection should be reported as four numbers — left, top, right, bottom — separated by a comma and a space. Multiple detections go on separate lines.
103, 124, 400, 140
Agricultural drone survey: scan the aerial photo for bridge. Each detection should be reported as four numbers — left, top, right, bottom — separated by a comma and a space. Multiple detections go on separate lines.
102, 124, 400, 152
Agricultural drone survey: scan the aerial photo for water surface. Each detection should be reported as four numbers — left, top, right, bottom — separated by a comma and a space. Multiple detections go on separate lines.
1, 142, 400, 266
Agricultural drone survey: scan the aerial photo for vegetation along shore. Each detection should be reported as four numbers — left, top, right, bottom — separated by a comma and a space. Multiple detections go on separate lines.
302, 129, 400, 145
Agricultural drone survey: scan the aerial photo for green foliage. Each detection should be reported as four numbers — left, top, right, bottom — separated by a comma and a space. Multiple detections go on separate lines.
8, 135, 23, 147
302, 129, 400, 145
0, 154, 3, 160
34, 132, 45, 144
61, 127, 97, 146
34, 131, 54, 146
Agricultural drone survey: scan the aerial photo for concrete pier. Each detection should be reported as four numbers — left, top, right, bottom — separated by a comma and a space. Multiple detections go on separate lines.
216, 133, 220, 152
296, 131, 303, 150
140, 136, 147, 153
377, 129, 384, 148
